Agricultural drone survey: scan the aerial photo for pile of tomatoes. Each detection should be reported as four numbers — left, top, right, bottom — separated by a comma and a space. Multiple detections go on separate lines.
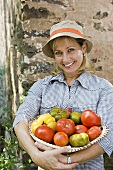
30, 108, 102, 147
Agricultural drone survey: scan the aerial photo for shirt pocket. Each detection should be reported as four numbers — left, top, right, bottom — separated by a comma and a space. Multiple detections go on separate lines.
73, 105, 97, 113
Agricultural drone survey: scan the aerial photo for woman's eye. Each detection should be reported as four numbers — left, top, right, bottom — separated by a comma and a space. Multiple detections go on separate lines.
68, 48, 75, 52
54, 51, 62, 56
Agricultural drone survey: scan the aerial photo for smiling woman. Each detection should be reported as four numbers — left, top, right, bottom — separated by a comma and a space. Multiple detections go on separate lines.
52, 37, 92, 80
55, 38, 85, 80
13, 20, 113, 170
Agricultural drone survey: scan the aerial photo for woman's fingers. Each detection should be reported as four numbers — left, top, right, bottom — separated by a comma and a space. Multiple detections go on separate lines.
35, 141, 53, 150
35, 141, 72, 154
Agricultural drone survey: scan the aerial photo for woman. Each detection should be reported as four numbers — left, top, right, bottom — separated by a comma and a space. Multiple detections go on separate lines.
13, 20, 113, 170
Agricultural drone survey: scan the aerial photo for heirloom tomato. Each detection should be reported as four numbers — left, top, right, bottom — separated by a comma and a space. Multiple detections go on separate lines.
56, 118, 75, 136
54, 132, 68, 146
81, 110, 101, 128
66, 109, 72, 115
69, 132, 89, 147
31, 114, 56, 133
34, 125, 55, 143
47, 121, 56, 131
50, 107, 69, 121
87, 126, 102, 141
74, 125, 88, 134
31, 120, 40, 133
70, 112, 81, 124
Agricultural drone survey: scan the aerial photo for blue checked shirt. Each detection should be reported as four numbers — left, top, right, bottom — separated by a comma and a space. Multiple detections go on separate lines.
13, 71, 113, 170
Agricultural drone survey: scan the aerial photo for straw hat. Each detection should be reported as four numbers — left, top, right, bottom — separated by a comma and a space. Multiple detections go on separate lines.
42, 20, 93, 58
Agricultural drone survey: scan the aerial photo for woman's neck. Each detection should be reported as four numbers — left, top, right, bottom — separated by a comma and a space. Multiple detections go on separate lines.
64, 72, 79, 86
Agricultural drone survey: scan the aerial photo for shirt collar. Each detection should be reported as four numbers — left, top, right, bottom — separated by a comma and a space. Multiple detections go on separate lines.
50, 71, 89, 87
50, 71, 100, 90
76, 71, 90, 89
50, 71, 65, 83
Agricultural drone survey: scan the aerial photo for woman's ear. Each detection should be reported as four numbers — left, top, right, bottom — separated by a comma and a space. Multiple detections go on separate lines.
82, 41, 87, 53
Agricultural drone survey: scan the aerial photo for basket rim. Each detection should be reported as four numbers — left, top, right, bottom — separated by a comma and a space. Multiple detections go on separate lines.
29, 118, 109, 153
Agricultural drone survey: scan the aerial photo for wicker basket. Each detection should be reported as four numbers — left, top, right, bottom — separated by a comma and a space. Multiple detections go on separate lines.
29, 118, 109, 153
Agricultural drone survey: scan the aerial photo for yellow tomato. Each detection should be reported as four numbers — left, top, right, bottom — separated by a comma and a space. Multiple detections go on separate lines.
37, 113, 52, 125
47, 121, 57, 131
31, 120, 40, 133
31, 113, 56, 133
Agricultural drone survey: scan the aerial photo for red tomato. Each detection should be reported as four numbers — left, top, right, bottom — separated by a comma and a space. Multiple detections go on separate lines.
87, 126, 102, 141
81, 110, 101, 128
56, 118, 75, 136
66, 109, 72, 115
75, 125, 88, 134
54, 132, 68, 146
34, 125, 55, 143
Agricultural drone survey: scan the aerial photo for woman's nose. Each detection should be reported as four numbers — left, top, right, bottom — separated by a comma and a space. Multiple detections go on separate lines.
62, 52, 69, 62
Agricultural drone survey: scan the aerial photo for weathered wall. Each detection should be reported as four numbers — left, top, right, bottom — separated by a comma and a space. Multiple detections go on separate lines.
20, 0, 113, 91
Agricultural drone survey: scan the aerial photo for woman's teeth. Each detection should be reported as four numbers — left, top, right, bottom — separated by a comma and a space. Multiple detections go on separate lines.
64, 62, 74, 67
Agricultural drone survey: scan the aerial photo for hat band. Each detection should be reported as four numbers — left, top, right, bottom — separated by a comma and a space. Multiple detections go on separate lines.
50, 28, 84, 38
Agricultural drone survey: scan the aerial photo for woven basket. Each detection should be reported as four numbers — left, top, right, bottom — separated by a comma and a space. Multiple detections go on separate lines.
29, 118, 109, 153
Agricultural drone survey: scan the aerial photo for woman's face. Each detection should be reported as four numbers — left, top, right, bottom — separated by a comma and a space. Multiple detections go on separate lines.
53, 37, 86, 75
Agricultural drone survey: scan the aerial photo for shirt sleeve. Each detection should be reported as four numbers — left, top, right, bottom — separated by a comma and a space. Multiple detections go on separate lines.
13, 80, 43, 127
97, 83, 113, 157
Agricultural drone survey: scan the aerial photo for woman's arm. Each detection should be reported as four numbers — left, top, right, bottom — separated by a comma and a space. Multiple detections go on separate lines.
14, 120, 78, 170
35, 141, 104, 165
14, 120, 39, 155
69, 143, 104, 164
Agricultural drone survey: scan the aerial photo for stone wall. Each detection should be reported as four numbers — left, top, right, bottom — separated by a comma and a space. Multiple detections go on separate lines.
20, 0, 113, 90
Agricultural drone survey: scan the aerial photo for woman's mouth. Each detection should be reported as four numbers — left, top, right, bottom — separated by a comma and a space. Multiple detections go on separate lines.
64, 61, 75, 67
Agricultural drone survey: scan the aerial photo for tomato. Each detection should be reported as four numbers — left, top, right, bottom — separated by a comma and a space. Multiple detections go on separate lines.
69, 132, 89, 147
56, 118, 75, 136
31, 120, 40, 134
34, 125, 55, 143
75, 125, 88, 134
70, 112, 81, 124
81, 110, 101, 128
87, 126, 102, 141
50, 107, 62, 117
47, 121, 56, 131
54, 132, 68, 146
66, 109, 72, 115
31, 114, 56, 133
50, 107, 69, 121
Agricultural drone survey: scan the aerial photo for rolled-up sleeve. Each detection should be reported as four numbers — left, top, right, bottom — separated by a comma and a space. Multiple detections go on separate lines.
13, 80, 43, 127
97, 85, 113, 157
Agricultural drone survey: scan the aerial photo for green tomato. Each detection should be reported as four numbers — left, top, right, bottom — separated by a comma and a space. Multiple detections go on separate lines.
50, 108, 69, 121
54, 114, 62, 121
60, 110, 69, 119
69, 132, 89, 147
70, 112, 81, 124
50, 107, 62, 117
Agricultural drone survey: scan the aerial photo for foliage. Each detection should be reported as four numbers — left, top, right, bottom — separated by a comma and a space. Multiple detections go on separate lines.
0, 108, 31, 170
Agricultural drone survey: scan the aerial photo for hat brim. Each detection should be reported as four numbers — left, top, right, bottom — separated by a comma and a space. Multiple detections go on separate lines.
42, 35, 93, 58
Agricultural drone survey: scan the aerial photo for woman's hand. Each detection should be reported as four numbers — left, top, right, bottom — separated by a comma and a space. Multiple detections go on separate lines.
14, 121, 78, 170
35, 141, 53, 151
33, 142, 78, 170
